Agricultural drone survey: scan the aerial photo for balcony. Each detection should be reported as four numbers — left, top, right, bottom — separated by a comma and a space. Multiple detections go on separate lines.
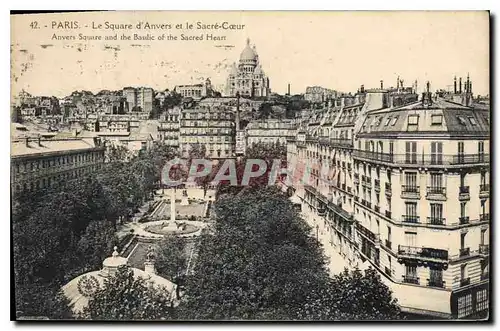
480, 213, 489, 222
328, 138, 354, 149
385, 210, 392, 219
426, 186, 447, 200
479, 184, 490, 198
401, 185, 420, 199
398, 245, 449, 261
459, 186, 470, 201
459, 216, 470, 225
460, 277, 471, 287
352, 150, 489, 167
459, 247, 470, 257
402, 275, 420, 285
385, 182, 392, 196
385, 239, 392, 250
479, 244, 489, 256
402, 215, 420, 224
374, 179, 381, 192
427, 217, 446, 226
427, 279, 445, 288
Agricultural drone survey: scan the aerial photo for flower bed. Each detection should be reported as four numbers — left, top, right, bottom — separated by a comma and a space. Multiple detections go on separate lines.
145, 222, 199, 236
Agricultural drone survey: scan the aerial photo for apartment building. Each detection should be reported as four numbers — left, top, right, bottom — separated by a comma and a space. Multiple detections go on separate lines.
11, 137, 105, 197
179, 104, 236, 159
285, 79, 490, 319
245, 119, 297, 146
158, 107, 181, 148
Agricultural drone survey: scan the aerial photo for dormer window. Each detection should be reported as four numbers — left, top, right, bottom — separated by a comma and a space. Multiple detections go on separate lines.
408, 115, 419, 125
457, 116, 467, 126
374, 116, 381, 126
431, 115, 443, 125
469, 117, 477, 125
390, 116, 399, 126
385, 117, 391, 126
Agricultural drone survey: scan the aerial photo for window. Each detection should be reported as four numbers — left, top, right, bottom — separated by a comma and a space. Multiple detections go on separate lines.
374, 116, 381, 126
405, 203, 418, 222
430, 173, 443, 189
385, 117, 391, 126
469, 117, 477, 125
404, 172, 418, 189
457, 116, 467, 125
476, 289, 489, 312
405, 141, 417, 163
431, 142, 443, 165
458, 141, 465, 158
431, 115, 443, 125
430, 203, 443, 224
390, 116, 399, 126
408, 115, 419, 125
458, 294, 473, 318
429, 268, 443, 287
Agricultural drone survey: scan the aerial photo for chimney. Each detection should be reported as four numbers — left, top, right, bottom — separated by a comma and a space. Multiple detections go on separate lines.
454, 76, 457, 94
396, 76, 400, 90
37, 137, 42, 147
380, 80, 384, 89
235, 92, 241, 131
24, 137, 29, 147
287, 83, 291, 96
360, 85, 365, 93
459, 77, 463, 93
422, 81, 433, 106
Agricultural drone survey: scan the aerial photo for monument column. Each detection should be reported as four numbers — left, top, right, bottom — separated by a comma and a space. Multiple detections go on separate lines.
170, 189, 176, 222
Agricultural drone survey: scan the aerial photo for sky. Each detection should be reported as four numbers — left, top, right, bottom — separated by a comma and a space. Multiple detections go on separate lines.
11, 11, 490, 98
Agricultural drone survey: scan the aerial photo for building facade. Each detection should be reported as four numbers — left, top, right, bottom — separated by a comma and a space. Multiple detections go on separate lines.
158, 107, 181, 148
174, 78, 216, 100
245, 119, 297, 146
225, 38, 270, 98
179, 104, 235, 159
11, 137, 105, 197
123, 87, 154, 114
285, 79, 490, 319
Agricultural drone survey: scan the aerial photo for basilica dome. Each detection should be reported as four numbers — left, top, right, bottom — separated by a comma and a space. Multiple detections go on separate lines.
239, 38, 258, 62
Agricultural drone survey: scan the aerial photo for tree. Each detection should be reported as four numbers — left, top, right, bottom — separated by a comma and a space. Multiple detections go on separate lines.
179, 188, 330, 320
295, 268, 402, 320
155, 235, 188, 282
80, 265, 175, 320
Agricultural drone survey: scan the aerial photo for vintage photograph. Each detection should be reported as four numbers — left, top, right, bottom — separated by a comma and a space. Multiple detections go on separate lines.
10, 11, 490, 321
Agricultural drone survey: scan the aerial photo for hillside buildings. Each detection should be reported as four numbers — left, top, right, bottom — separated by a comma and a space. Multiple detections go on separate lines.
285, 76, 490, 319
174, 78, 216, 100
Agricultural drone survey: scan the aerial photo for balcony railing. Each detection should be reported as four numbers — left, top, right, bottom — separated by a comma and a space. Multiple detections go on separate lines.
459, 247, 470, 257
328, 138, 354, 148
402, 185, 420, 193
352, 150, 490, 166
427, 217, 446, 226
385, 182, 392, 196
480, 184, 490, 193
398, 245, 449, 261
460, 277, 471, 287
402, 215, 420, 224
479, 244, 489, 256
459, 216, 470, 225
459, 186, 470, 194
402, 275, 420, 285
427, 279, 445, 288
480, 214, 490, 222
426, 186, 446, 197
